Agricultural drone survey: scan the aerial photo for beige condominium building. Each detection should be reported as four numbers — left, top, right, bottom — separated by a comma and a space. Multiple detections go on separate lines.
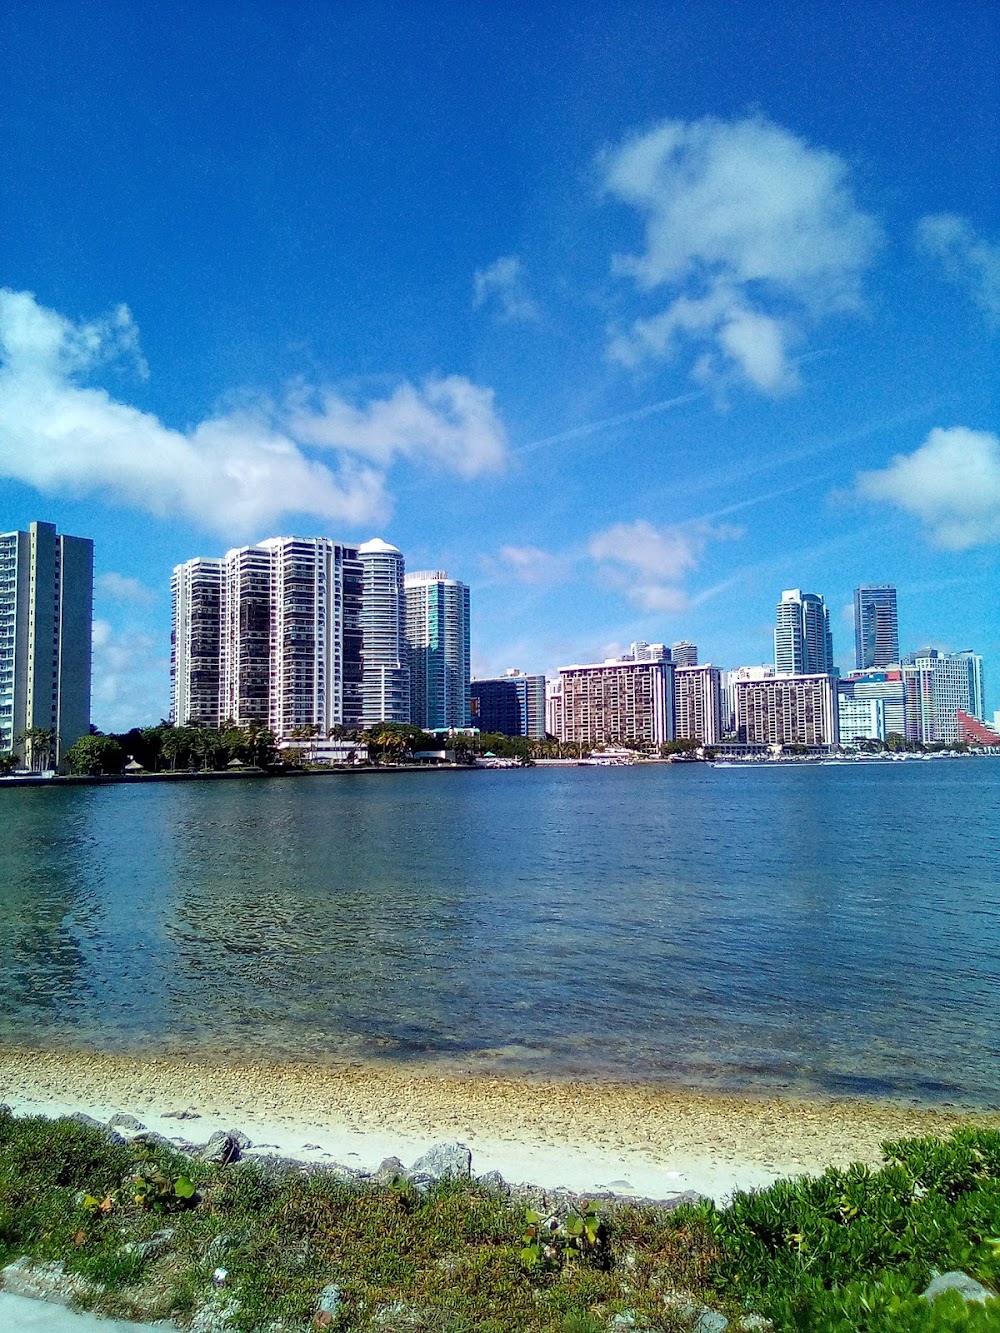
559, 653, 675, 747
674, 663, 723, 745
735, 672, 838, 748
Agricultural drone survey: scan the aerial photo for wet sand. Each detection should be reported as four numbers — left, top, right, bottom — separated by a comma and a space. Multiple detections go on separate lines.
3, 1046, 996, 1201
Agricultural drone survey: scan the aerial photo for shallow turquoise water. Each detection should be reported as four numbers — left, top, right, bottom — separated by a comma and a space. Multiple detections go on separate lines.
1, 762, 999, 1105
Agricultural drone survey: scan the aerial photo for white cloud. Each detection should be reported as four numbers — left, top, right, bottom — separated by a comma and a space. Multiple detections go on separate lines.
488, 544, 572, 585
917, 214, 1000, 321
472, 256, 542, 323
603, 115, 881, 393
0, 289, 508, 537
91, 618, 169, 731
855, 426, 1000, 549
587, 518, 739, 612
95, 572, 157, 604
286, 376, 507, 478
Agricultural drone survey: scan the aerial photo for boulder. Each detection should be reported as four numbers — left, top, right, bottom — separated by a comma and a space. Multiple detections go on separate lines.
68, 1111, 126, 1145
316, 1283, 343, 1317
108, 1113, 146, 1132
476, 1169, 509, 1195
373, 1156, 405, 1184
409, 1142, 472, 1181
198, 1130, 252, 1165
921, 1271, 996, 1305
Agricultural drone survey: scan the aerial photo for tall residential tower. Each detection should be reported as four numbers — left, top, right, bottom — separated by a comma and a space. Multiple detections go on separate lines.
774, 589, 834, 675
0, 521, 93, 765
854, 584, 899, 670
357, 539, 409, 727
404, 570, 470, 729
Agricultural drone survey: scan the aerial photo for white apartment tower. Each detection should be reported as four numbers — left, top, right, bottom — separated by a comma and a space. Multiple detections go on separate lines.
172, 536, 367, 737
357, 539, 409, 727
404, 570, 470, 729
672, 641, 699, 667
0, 521, 93, 765
170, 558, 224, 726
775, 589, 834, 675
674, 664, 722, 744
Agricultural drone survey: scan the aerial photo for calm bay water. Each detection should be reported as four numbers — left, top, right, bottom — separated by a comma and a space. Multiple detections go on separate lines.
1, 762, 999, 1105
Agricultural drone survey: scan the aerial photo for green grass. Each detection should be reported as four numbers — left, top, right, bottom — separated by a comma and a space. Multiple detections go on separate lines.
5, 1106, 1000, 1330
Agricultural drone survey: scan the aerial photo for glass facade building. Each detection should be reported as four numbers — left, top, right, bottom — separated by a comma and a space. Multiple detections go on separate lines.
404, 571, 471, 730
854, 584, 899, 670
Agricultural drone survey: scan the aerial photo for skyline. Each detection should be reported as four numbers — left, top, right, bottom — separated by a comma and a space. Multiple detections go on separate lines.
1, 3, 997, 730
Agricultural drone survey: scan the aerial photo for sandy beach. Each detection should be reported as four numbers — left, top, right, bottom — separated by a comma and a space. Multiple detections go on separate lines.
2, 1045, 996, 1203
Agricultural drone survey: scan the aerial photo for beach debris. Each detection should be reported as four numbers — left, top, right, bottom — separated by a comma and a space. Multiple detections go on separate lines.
198, 1129, 252, 1165
921, 1270, 997, 1304
212, 1266, 229, 1287
163, 1109, 202, 1120
108, 1113, 146, 1132
409, 1141, 472, 1181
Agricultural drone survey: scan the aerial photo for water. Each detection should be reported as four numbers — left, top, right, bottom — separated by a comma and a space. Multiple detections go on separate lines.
1, 762, 999, 1105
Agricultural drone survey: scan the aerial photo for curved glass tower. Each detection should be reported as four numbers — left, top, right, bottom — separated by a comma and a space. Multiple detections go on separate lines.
357, 538, 409, 727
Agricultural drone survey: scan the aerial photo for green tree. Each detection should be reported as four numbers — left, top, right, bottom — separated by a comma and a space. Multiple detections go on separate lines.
64, 734, 126, 776
15, 727, 56, 772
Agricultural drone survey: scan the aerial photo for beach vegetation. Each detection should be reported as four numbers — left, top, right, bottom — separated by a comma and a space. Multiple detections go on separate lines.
6, 1108, 1000, 1330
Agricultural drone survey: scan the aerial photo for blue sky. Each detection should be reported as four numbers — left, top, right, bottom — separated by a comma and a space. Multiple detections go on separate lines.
1, 1, 998, 728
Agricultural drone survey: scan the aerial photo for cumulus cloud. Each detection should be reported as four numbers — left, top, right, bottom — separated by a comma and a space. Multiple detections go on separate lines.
95, 572, 157, 604
917, 214, 1000, 321
603, 115, 881, 393
0, 289, 508, 537
491, 544, 572, 585
855, 426, 1000, 549
472, 256, 542, 323
286, 376, 507, 478
588, 518, 739, 612
91, 618, 169, 731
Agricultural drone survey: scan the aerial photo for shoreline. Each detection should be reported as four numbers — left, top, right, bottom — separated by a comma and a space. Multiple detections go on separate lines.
3, 1045, 997, 1203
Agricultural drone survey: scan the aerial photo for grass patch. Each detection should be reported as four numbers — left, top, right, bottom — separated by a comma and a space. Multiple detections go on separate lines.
5, 1106, 1000, 1329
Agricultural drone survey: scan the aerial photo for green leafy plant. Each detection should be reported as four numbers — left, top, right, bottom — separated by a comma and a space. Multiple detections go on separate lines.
520, 1200, 606, 1271
131, 1167, 197, 1211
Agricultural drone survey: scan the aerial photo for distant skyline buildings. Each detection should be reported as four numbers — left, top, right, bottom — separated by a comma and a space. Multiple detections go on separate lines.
404, 570, 471, 731
672, 641, 698, 667
854, 585, 899, 670
558, 652, 675, 748
774, 589, 834, 676
0, 521, 93, 764
470, 669, 546, 739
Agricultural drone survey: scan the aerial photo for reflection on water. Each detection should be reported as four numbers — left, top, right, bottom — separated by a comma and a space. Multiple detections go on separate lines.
1, 763, 999, 1105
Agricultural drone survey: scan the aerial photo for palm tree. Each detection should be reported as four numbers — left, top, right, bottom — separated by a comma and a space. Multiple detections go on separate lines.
15, 727, 56, 772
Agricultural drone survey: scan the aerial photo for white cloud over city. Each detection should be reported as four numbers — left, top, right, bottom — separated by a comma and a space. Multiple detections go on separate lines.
855, 426, 1000, 550
472, 256, 542, 323
603, 115, 881, 394
588, 518, 740, 613
917, 215, 1000, 321
0, 289, 508, 537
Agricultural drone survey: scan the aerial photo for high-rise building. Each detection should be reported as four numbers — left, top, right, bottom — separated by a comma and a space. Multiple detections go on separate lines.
173, 535, 368, 737
736, 673, 839, 748
838, 668, 907, 740
674, 664, 722, 744
545, 678, 563, 740
357, 539, 408, 727
559, 655, 675, 747
171, 558, 224, 725
774, 589, 833, 675
838, 697, 886, 744
854, 584, 899, 670
404, 570, 470, 730
470, 669, 546, 738
901, 648, 986, 744
720, 665, 776, 736
0, 522, 93, 766
672, 640, 698, 667
629, 641, 670, 662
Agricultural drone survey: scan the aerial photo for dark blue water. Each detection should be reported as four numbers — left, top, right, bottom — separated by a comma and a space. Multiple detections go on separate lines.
1, 762, 999, 1105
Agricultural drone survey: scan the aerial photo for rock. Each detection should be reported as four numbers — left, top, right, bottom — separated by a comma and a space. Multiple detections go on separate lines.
610, 1314, 638, 1329
189, 1294, 240, 1333
477, 1169, 509, 1195
693, 1314, 729, 1333
374, 1155, 405, 1184
198, 1130, 252, 1165
108, 1113, 146, 1132
163, 1109, 202, 1120
131, 1130, 182, 1154
124, 1226, 176, 1260
921, 1271, 996, 1305
1, 1258, 90, 1305
409, 1141, 472, 1181
67, 1111, 126, 1145
316, 1283, 342, 1317
736, 1317, 773, 1331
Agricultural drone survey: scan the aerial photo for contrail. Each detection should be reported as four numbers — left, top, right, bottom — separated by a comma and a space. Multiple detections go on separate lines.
514, 390, 706, 456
